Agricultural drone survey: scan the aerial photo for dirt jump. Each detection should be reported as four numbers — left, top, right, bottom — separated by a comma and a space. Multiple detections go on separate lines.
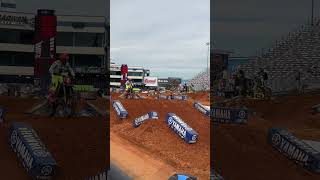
110, 92, 210, 180
213, 93, 320, 180
0, 96, 107, 179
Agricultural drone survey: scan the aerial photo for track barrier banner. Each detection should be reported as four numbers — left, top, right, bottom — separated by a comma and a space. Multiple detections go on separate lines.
9, 122, 57, 179
112, 100, 128, 119
166, 113, 198, 144
268, 128, 320, 173
194, 102, 210, 117
133, 112, 158, 128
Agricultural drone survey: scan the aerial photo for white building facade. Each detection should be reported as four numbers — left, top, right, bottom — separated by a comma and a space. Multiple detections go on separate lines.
110, 62, 150, 87
0, 7, 108, 87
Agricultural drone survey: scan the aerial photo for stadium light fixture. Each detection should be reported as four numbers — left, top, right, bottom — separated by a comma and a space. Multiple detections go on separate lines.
206, 42, 210, 71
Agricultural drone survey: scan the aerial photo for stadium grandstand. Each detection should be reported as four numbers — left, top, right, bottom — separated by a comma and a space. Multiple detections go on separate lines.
187, 69, 209, 91
237, 18, 320, 94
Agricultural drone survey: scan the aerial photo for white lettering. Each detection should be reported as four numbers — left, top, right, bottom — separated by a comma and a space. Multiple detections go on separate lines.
172, 115, 193, 131
212, 108, 231, 119
19, 128, 47, 156
276, 136, 309, 164
287, 144, 296, 155
0, 14, 30, 25
14, 134, 33, 171
171, 120, 186, 138
35, 42, 42, 58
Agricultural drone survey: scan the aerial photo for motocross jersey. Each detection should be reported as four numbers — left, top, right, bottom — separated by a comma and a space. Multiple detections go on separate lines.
49, 60, 75, 77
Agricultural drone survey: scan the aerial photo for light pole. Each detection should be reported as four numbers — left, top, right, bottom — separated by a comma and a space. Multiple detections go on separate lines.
206, 42, 210, 71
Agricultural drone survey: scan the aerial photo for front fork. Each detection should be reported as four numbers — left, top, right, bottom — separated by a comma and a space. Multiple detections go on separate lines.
63, 85, 67, 104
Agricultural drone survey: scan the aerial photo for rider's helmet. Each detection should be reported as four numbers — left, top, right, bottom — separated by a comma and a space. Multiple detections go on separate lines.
60, 53, 69, 65
125, 78, 130, 84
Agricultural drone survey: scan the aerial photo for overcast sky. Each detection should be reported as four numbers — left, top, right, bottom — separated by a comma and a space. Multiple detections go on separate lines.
212, 0, 319, 57
111, 0, 210, 79
15, 0, 107, 16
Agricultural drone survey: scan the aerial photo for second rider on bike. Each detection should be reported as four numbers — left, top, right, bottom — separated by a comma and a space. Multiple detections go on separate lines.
48, 53, 76, 117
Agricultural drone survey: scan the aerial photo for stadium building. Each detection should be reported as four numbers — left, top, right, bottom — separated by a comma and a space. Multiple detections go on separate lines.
110, 62, 150, 87
0, 1, 108, 89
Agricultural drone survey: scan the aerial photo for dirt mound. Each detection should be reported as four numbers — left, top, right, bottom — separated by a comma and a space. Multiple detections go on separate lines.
0, 96, 107, 179
188, 92, 209, 101
187, 92, 210, 106
241, 95, 320, 128
213, 94, 320, 180
110, 97, 210, 179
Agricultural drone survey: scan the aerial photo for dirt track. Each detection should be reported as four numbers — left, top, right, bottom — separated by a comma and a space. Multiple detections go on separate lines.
110, 93, 210, 179
213, 94, 320, 180
0, 96, 107, 179
110, 131, 174, 180
188, 92, 210, 106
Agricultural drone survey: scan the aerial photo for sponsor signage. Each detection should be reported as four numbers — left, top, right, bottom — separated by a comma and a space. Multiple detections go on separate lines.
212, 107, 248, 124
158, 95, 168, 99
194, 102, 210, 117
0, 13, 34, 26
34, 9, 56, 85
9, 122, 57, 179
133, 112, 158, 128
120, 64, 128, 86
144, 77, 158, 87
172, 95, 188, 100
166, 113, 198, 144
268, 128, 320, 173
34, 37, 55, 59
112, 100, 128, 119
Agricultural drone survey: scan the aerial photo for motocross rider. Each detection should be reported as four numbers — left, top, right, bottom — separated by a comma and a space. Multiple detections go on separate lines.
125, 78, 133, 94
48, 53, 75, 115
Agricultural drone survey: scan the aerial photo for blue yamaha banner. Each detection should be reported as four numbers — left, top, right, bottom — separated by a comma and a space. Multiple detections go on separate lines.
211, 107, 248, 124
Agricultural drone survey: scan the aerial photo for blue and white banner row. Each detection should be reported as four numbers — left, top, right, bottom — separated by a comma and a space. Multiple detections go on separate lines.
158, 94, 168, 99
112, 100, 128, 119
166, 113, 198, 144
133, 112, 158, 128
158, 95, 188, 100
8, 122, 57, 179
268, 128, 320, 173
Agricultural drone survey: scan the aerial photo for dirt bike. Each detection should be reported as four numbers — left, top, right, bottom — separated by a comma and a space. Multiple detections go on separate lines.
50, 73, 77, 117
125, 87, 141, 99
